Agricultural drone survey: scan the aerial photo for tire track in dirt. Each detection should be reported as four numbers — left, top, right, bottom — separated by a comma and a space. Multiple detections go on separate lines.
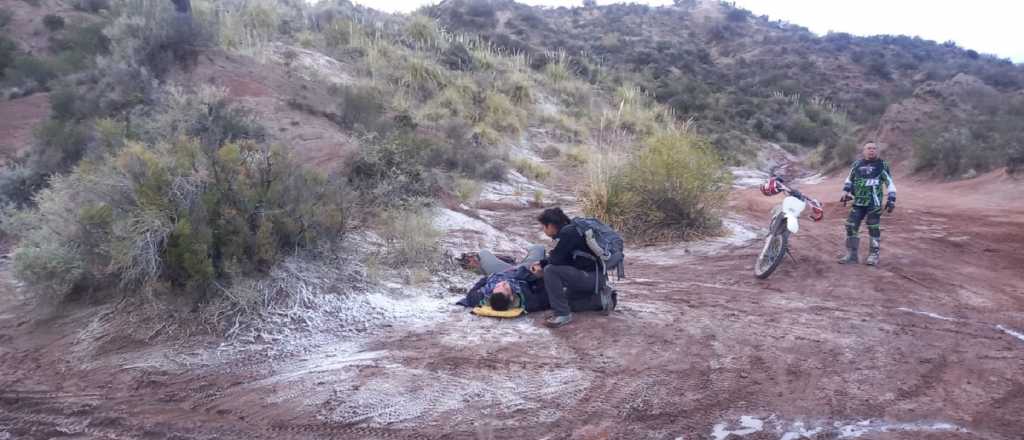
2, 164, 1023, 438
268, 423, 435, 440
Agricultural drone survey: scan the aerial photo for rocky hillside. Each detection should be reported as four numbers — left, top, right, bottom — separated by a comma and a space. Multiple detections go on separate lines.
429, 0, 1024, 176
0, 0, 1020, 327
0, 0, 732, 325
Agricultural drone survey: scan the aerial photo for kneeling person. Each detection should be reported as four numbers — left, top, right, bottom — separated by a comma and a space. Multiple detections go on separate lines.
536, 207, 615, 328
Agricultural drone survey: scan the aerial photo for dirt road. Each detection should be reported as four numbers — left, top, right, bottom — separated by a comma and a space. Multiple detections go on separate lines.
1, 170, 1023, 439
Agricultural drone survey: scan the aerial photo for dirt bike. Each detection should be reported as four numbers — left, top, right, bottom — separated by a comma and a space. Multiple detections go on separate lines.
754, 176, 824, 279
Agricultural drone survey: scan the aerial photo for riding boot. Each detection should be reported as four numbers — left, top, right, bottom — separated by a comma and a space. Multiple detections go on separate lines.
865, 238, 881, 266
838, 237, 859, 264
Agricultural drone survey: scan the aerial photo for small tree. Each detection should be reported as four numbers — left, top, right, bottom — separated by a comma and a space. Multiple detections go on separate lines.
43, 14, 66, 32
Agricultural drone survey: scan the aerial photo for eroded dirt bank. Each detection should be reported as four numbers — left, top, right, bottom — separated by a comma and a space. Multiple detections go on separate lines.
1, 171, 1023, 440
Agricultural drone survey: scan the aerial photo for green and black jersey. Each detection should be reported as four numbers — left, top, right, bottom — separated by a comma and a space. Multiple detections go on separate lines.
843, 158, 896, 207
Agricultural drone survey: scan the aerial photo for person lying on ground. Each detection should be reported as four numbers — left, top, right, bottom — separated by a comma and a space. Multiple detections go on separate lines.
536, 207, 615, 328
456, 262, 550, 312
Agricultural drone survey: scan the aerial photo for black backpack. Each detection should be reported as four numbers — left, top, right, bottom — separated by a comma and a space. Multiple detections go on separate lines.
571, 217, 626, 280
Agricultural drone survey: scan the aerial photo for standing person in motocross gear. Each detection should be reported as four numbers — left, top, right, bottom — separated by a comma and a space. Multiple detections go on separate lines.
838, 141, 896, 266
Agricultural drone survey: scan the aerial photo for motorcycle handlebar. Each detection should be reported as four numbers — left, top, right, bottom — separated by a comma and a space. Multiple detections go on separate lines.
774, 180, 820, 207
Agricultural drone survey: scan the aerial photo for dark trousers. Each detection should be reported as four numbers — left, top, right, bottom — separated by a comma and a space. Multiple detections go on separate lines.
543, 265, 603, 316
846, 205, 882, 239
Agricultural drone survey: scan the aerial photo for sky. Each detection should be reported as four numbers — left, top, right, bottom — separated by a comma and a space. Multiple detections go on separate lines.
351, 0, 1024, 62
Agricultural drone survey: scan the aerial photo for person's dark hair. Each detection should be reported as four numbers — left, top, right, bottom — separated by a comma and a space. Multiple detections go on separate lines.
536, 207, 571, 227
489, 292, 512, 311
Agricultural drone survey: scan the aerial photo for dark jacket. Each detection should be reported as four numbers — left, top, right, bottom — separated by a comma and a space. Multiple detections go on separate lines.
544, 223, 598, 273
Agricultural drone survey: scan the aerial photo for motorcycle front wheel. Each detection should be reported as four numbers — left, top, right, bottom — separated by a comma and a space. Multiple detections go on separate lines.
754, 224, 789, 279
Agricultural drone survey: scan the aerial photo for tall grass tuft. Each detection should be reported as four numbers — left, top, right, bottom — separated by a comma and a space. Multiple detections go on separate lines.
580, 132, 732, 242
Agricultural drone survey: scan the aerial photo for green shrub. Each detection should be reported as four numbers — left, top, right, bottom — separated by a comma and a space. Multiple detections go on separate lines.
565, 146, 589, 167
348, 134, 434, 202
379, 207, 441, 267
453, 177, 481, 204
418, 79, 477, 122
48, 21, 110, 59
544, 62, 571, 84
913, 129, 997, 178
440, 42, 475, 71
866, 60, 892, 80
0, 164, 43, 208
580, 132, 732, 242
11, 136, 347, 301
400, 57, 447, 99
330, 83, 386, 131
0, 37, 18, 80
405, 15, 442, 48
4, 55, 62, 88
1008, 145, 1024, 174
540, 113, 587, 143
13, 240, 86, 303
139, 85, 265, 149
105, 0, 218, 76
323, 19, 359, 48
482, 92, 527, 135
426, 118, 506, 180
0, 10, 12, 29
539, 145, 561, 159
511, 158, 550, 181
43, 14, 66, 32
499, 74, 533, 106
0, 118, 95, 205
217, 0, 287, 53
913, 96, 1024, 177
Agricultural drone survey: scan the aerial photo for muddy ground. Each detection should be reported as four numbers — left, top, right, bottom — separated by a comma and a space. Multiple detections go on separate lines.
1, 169, 1023, 440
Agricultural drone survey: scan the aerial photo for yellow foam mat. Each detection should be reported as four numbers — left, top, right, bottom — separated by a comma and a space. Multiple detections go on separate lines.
472, 305, 524, 318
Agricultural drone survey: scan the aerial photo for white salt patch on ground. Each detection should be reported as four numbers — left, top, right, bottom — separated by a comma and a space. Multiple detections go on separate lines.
797, 173, 827, 185
479, 170, 550, 205
322, 362, 593, 428
246, 346, 387, 388
613, 278, 659, 285
264, 43, 354, 85
731, 167, 770, 189
896, 308, 959, 322
433, 208, 532, 255
620, 300, 691, 325
711, 416, 765, 440
433, 208, 496, 232
780, 421, 823, 440
434, 307, 557, 350
996, 325, 1024, 343
631, 217, 761, 264
706, 416, 964, 439
837, 420, 962, 438
509, 144, 544, 162
534, 92, 561, 116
